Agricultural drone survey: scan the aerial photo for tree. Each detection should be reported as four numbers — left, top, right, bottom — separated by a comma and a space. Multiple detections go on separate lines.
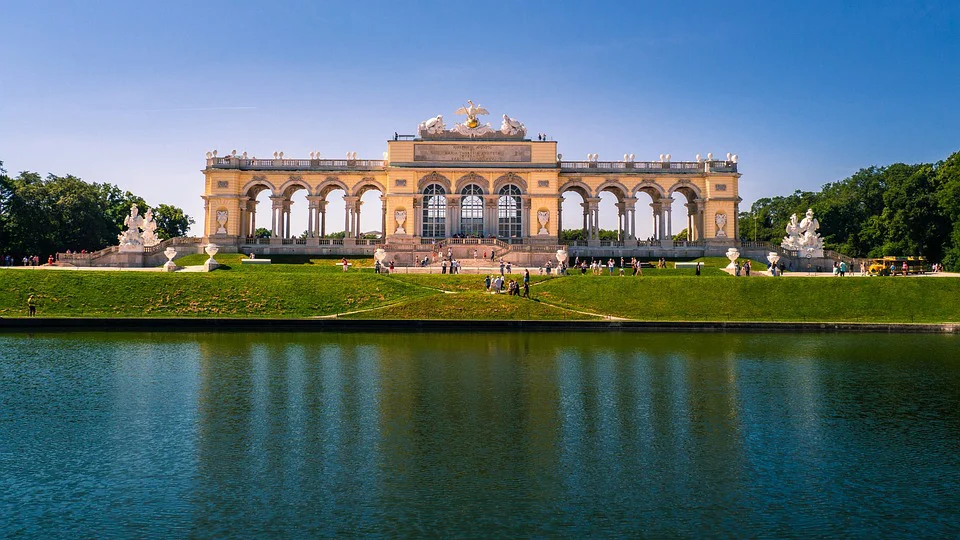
254, 227, 271, 238
673, 229, 688, 242
152, 204, 194, 240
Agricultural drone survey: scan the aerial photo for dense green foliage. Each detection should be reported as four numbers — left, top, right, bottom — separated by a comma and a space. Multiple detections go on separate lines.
0, 161, 193, 257
739, 150, 960, 269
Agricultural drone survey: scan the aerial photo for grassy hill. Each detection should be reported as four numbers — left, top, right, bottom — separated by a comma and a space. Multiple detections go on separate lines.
2, 254, 958, 322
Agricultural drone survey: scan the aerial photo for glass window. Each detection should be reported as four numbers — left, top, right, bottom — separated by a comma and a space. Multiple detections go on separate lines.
497, 185, 522, 239
422, 184, 446, 238
460, 184, 484, 237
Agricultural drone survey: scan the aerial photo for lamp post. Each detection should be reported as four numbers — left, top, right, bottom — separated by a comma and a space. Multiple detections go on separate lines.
753, 212, 757, 242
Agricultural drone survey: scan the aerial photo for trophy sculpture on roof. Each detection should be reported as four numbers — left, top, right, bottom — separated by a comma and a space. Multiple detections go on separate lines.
452, 100, 495, 137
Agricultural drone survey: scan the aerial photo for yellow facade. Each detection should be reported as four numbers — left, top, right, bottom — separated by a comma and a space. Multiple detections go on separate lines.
201, 115, 741, 250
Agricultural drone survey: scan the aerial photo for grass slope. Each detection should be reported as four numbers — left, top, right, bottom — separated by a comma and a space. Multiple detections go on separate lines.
3, 256, 958, 322
343, 291, 598, 320
535, 274, 960, 323
1, 267, 433, 318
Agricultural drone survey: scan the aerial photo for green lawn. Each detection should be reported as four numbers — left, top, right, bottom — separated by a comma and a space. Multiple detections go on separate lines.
3, 259, 958, 322
343, 291, 598, 320
534, 275, 960, 323
1, 266, 432, 318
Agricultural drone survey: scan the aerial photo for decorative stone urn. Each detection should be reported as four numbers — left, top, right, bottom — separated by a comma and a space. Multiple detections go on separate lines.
767, 252, 781, 275
725, 247, 740, 270
556, 248, 568, 266
204, 243, 219, 271
163, 247, 177, 273
374, 248, 387, 264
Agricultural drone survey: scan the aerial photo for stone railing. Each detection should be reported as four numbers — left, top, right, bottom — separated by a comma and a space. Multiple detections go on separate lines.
208, 157, 386, 171
559, 160, 737, 173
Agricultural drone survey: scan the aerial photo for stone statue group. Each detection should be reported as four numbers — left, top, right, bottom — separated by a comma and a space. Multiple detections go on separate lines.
781, 208, 824, 257
118, 204, 160, 252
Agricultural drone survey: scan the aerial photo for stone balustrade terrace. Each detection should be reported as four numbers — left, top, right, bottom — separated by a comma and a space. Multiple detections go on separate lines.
207, 156, 736, 174
208, 157, 386, 171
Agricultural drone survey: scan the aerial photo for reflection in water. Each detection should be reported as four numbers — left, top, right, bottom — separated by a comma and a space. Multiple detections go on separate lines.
0, 332, 958, 537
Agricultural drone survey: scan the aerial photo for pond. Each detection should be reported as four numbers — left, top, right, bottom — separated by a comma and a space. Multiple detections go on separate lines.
1, 331, 958, 537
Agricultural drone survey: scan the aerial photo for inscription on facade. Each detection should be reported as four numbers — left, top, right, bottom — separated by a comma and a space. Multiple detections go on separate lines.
715, 184, 727, 191
216, 180, 229, 188
537, 180, 550, 188
414, 144, 531, 163
395, 179, 407, 187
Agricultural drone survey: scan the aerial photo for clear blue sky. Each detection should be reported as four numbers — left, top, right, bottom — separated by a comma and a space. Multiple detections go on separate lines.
2, 0, 958, 236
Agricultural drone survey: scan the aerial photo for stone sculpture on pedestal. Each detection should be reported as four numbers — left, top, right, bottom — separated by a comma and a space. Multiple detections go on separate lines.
394, 210, 407, 235
142, 209, 160, 247
118, 204, 146, 252
782, 208, 824, 257
163, 247, 177, 272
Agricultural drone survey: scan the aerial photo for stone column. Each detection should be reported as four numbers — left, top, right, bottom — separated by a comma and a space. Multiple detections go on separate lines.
306, 196, 318, 236
354, 199, 363, 239
343, 196, 358, 238
318, 200, 327, 237
557, 196, 564, 244
485, 198, 498, 237
248, 199, 257, 237
650, 202, 660, 240
623, 197, 637, 242
614, 202, 625, 241
380, 196, 387, 241
581, 202, 589, 240
522, 197, 532, 239
412, 197, 422, 238
446, 199, 458, 238
586, 197, 601, 244
282, 199, 293, 238
269, 196, 284, 238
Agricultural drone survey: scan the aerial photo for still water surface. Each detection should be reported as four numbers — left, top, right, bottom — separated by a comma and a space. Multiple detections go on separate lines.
1, 331, 958, 537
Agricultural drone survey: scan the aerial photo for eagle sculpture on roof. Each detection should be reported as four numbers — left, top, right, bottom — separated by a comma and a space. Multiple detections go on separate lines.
454, 100, 489, 128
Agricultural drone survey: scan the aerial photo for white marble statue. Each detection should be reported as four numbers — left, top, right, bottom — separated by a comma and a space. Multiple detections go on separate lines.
715, 212, 727, 238
537, 210, 550, 235
782, 208, 824, 257
500, 114, 526, 137
142, 208, 160, 246
118, 204, 145, 252
418, 115, 446, 136
394, 210, 407, 235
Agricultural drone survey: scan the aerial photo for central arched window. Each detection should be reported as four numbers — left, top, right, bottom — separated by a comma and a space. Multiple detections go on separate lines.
422, 184, 446, 238
460, 184, 484, 237
497, 185, 522, 239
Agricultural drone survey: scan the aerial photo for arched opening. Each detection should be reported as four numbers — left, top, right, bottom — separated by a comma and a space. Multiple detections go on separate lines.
318, 184, 347, 238
283, 184, 309, 239
597, 185, 627, 242
669, 185, 702, 241
497, 184, 522, 240
633, 187, 661, 242
422, 183, 446, 238
243, 183, 274, 239
357, 184, 385, 240
460, 184, 484, 237
560, 185, 590, 244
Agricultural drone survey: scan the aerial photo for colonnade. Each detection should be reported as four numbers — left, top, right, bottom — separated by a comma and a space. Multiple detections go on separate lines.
238, 192, 386, 240
563, 194, 706, 242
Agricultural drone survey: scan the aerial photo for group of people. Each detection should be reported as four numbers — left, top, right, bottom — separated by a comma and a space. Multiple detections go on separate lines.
373, 259, 395, 274
733, 260, 753, 276
3, 255, 45, 266
484, 269, 530, 297
571, 257, 650, 277
441, 259, 462, 274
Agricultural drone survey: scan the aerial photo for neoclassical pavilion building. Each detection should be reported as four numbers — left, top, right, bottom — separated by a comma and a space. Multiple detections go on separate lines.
202, 101, 741, 263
